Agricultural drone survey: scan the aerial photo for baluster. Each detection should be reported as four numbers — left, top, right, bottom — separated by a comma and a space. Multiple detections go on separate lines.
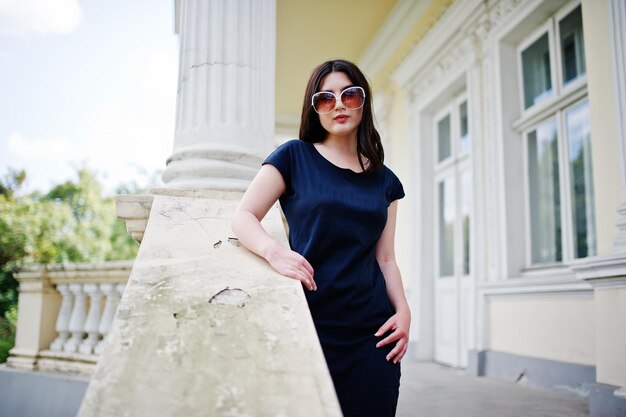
79, 284, 103, 354
63, 284, 87, 353
50, 284, 73, 351
95, 283, 121, 355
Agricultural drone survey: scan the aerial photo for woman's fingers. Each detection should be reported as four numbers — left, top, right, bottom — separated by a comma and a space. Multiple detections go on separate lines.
375, 316, 409, 363
385, 338, 406, 363
374, 317, 393, 337
292, 268, 316, 291
376, 328, 400, 348
268, 248, 316, 291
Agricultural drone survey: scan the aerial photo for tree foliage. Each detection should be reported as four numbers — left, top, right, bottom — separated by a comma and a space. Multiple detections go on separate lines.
0, 167, 139, 362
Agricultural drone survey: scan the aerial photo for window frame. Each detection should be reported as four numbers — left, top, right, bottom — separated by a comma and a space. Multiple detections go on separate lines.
433, 92, 472, 277
515, 0, 592, 269
516, 20, 557, 113
434, 105, 455, 169
555, 1, 587, 93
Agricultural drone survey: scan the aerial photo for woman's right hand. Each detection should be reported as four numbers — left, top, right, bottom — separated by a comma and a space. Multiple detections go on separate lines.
266, 242, 316, 291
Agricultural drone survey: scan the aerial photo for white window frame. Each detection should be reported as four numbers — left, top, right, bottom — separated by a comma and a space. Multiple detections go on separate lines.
555, 1, 587, 94
434, 105, 455, 169
514, 0, 592, 269
516, 20, 557, 113
433, 92, 472, 277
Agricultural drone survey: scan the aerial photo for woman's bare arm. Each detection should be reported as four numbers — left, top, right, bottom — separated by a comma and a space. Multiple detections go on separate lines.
373, 201, 410, 363
231, 164, 316, 291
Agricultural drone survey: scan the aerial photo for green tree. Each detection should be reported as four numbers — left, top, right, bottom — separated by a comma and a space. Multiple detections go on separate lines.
0, 167, 139, 363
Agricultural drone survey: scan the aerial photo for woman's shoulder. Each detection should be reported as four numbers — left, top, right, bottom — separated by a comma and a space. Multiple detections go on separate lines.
268, 139, 309, 157
277, 139, 308, 150
380, 164, 400, 180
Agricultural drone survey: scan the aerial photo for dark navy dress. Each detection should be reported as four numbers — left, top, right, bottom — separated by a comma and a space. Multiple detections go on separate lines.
263, 139, 405, 417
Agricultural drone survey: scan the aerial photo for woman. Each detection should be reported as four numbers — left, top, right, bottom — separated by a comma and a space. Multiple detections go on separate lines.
231, 59, 410, 417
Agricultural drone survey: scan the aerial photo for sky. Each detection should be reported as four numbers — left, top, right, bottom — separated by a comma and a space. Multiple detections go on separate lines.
0, 0, 179, 195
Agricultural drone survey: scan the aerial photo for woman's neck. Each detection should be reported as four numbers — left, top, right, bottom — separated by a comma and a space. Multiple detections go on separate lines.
321, 133, 358, 157
315, 133, 367, 173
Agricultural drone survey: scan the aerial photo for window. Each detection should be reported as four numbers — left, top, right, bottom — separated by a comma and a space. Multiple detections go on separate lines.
517, 2, 595, 265
435, 94, 472, 277
522, 32, 553, 109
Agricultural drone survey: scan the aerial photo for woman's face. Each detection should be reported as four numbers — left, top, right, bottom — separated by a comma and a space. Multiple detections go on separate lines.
316, 71, 363, 140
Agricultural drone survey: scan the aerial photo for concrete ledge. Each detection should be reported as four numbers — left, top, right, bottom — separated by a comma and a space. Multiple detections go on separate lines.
80, 195, 342, 417
0, 365, 88, 417
467, 350, 595, 398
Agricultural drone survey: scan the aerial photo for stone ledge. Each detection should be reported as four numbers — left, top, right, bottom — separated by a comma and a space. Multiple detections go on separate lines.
79, 194, 342, 417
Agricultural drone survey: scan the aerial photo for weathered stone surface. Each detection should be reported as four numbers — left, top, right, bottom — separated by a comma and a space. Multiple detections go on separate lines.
78, 195, 342, 417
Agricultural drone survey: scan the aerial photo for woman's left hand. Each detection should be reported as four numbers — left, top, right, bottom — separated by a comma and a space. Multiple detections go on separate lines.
374, 308, 411, 364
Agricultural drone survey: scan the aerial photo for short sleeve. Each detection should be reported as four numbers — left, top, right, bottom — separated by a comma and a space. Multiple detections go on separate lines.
387, 168, 405, 203
262, 140, 294, 192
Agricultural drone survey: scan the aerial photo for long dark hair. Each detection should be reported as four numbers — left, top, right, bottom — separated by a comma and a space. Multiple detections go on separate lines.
299, 59, 384, 174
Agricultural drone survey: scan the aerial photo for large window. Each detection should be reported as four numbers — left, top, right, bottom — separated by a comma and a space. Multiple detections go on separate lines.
517, 2, 595, 265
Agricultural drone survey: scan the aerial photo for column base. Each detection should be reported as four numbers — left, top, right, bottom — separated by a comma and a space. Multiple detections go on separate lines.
6, 347, 39, 371
161, 144, 265, 192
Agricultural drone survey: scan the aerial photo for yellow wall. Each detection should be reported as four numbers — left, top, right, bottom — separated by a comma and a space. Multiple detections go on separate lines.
384, 84, 413, 289
487, 295, 596, 366
275, 0, 397, 119
581, 0, 622, 256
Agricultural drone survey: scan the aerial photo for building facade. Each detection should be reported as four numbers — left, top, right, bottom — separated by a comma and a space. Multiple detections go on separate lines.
337, 0, 625, 413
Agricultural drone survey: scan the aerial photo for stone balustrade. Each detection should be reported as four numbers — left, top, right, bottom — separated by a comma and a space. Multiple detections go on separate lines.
7, 261, 132, 375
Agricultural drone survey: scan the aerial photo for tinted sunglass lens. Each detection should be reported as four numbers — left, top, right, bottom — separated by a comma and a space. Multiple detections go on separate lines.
341, 87, 365, 109
313, 93, 336, 113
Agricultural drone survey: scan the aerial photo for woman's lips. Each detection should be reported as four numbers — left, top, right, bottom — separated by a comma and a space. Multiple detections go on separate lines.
334, 115, 348, 121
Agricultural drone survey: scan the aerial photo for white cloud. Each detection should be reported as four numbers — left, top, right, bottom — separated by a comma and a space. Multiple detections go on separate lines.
8, 131, 74, 160
0, 0, 83, 37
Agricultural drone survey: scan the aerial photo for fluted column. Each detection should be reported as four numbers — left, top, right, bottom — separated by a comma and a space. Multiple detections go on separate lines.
161, 0, 276, 191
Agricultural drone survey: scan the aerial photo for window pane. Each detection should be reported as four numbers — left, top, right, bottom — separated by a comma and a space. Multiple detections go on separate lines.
439, 178, 455, 276
459, 101, 470, 154
560, 6, 586, 85
438, 115, 451, 162
566, 101, 596, 258
460, 169, 471, 275
522, 33, 553, 109
528, 119, 562, 263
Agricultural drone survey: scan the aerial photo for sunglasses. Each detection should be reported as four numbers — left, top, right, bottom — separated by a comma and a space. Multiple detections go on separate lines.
311, 86, 366, 114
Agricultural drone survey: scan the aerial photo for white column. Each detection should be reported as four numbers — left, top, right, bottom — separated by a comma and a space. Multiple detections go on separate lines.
610, 0, 626, 253
80, 284, 103, 354
161, 0, 276, 191
50, 284, 73, 351
95, 283, 122, 355
64, 284, 87, 353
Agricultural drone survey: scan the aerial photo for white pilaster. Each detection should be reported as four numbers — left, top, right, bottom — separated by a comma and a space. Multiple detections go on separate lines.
161, 0, 276, 191
610, 0, 626, 253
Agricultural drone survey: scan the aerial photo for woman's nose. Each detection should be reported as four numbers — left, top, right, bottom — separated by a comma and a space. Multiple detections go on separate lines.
334, 94, 346, 110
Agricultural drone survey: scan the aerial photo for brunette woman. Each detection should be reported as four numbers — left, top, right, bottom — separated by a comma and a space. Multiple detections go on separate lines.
231, 59, 410, 417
